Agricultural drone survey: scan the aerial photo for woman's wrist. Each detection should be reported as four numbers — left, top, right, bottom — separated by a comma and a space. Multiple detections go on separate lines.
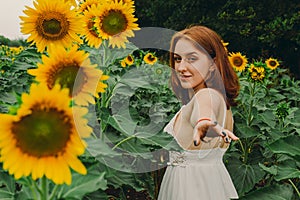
196, 117, 212, 125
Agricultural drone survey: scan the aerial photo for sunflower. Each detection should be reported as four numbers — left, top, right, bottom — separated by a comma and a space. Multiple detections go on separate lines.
265, 58, 279, 70
82, 5, 103, 48
143, 53, 157, 65
249, 64, 265, 81
20, 0, 84, 52
0, 83, 91, 185
228, 52, 248, 72
119, 54, 134, 68
125, 54, 134, 65
77, 0, 102, 14
120, 59, 127, 68
94, 1, 140, 48
28, 45, 109, 106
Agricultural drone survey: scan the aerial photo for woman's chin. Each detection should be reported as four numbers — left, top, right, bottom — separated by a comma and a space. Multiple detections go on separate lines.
180, 82, 193, 89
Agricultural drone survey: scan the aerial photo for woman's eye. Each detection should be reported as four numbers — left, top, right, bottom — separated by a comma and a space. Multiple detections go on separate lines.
187, 57, 197, 62
174, 57, 182, 63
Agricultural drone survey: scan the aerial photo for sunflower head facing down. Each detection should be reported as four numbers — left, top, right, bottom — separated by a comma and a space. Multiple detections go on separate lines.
94, 0, 140, 48
229, 52, 248, 72
265, 58, 280, 70
20, 0, 84, 52
0, 83, 92, 185
28, 45, 109, 106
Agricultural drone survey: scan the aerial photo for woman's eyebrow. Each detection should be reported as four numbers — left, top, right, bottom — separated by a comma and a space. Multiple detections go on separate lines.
173, 52, 198, 56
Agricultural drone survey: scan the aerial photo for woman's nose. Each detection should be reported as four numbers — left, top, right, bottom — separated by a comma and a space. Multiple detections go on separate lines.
176, 59, 188, 72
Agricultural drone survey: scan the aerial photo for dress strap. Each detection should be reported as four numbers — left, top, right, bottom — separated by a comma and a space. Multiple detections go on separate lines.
218, 92, 228, 147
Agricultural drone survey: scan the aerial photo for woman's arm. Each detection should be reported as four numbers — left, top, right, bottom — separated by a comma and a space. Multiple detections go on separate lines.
190, 89, 239, 146
193, 119, 239, 146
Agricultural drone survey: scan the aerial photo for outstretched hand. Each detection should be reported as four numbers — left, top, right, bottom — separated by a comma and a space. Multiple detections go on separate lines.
193, 119, 239, 146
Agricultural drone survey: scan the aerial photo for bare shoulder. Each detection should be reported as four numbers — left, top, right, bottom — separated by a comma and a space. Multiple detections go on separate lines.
193, 88, 224, 104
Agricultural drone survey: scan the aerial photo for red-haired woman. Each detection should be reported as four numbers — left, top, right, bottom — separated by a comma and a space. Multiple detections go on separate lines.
158, 25, 240, 200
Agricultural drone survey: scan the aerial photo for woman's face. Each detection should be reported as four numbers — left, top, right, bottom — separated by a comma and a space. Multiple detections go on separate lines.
174, 38, 212, 92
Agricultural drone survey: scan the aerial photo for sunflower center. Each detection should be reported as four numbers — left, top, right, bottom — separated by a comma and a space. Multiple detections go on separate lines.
12, 108, 72, 157
37, 12, 70, 40
147, 55, 156, 62
101, 10, 128, 36
269, 60, 276, 67
43, 19, 61, 35
233, 57, 243, 67
53, 65, 87, 97
127, 55, 133, 62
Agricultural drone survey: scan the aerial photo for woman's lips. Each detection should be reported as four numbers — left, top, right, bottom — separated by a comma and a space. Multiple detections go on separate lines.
179, 74, 192, 81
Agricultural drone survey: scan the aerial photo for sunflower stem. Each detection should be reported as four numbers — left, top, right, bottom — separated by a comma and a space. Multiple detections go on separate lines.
112, 135, 136, 150
102, 40, 108, 66
247, 81, 256, 126
40, 176, 48, 200
104, 83, 117, 108
288, 179, 300, 197
48, 184, 60, 200
238, 139, 246, 163
26, 178, 39, 200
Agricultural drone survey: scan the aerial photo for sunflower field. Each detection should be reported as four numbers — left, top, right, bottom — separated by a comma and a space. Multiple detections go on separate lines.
0, 0, 299, 200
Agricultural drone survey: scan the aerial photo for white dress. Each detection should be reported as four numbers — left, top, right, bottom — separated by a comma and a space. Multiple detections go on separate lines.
158, 89, 238, 200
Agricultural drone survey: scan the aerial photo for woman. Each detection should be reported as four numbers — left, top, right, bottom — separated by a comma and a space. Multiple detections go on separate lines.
158, 25, 239, 199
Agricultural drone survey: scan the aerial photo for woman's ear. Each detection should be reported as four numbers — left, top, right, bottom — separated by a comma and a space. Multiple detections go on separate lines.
213, 57, 217, 63
209, 61, 216, 72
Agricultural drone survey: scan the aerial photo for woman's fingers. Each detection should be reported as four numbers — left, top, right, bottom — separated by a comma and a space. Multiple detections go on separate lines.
209, 122, 239, 142
222, 129, 239, 141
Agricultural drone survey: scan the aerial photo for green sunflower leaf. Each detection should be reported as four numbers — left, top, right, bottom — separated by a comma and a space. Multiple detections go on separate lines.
57, 165, 107, 200
0, 168, 16, 194
268, 135, 300, 156
240, 184, 293, 200
226, 158, 265, 196
275, 159, 300, 181
0, 189, 14, 200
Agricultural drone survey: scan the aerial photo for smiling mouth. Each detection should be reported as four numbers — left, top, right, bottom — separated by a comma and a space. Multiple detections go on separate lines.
179, 74, 192, 80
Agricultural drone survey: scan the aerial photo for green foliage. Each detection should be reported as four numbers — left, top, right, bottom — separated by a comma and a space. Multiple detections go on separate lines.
1, 32, 299, 199
0, 36, 27, 47
224, 59, 300, 199
0, 42, 181, 199
0, 45, 40, 113
135, 0, 300, 77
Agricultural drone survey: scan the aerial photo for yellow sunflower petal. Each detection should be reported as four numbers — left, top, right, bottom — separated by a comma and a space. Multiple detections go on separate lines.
64, 151, 87, 175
